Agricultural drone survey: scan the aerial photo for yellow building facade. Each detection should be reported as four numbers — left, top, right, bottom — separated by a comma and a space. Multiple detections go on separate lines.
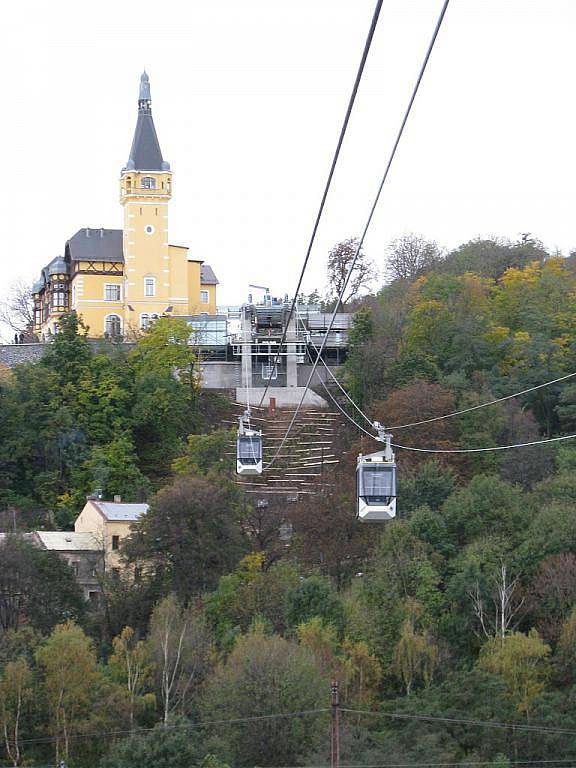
32, 72, 218, 339
74, 498, 149, 571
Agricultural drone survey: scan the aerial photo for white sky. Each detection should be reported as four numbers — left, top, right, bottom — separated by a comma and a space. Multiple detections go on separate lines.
1, 0, 574, 330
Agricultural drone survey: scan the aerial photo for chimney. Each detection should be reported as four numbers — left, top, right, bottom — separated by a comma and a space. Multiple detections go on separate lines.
113, 495, 122, 503
100, 228, 104, 238
86, 228, 90, 237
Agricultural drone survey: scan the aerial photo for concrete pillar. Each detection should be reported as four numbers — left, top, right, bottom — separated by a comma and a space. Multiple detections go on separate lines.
286, 314, 298, 388
241, 308, 253, 392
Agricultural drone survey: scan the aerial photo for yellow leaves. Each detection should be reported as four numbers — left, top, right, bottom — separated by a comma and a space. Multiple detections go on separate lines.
500, 261, 542, 289
478, 629, 550, 715
513, 331, 531, 345
393, 617, 439, 696
484, 325, 510, 346
237, 552, 266, 582
296, 617, 381, 707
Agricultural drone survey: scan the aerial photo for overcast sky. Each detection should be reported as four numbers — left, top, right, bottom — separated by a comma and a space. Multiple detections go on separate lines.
1, 0, 574, 330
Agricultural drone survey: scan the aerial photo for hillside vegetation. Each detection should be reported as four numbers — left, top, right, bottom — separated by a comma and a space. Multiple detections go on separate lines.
1, 237, 576, 767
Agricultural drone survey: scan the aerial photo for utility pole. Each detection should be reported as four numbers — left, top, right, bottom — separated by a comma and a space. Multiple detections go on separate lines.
331, 680, 340, 768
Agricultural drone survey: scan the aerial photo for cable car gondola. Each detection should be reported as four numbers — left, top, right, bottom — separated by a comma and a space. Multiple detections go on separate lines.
357, 424, 396, 522
237, 410, 263, 476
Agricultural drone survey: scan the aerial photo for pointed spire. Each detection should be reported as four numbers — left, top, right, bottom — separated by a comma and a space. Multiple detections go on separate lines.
138, 70, 151, 112
123, 71, 170, 173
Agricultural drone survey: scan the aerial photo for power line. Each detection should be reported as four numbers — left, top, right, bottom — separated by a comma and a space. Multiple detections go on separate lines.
257, 0, 384, 409
266, 0, 451, 469
391, 432, 576, 454
299, 347, 576, 456
23, 761, 576, 768
304, 763, 576, 768
13, 708, 331, 747
340, 708, 576, 736
389, 370, 576, 431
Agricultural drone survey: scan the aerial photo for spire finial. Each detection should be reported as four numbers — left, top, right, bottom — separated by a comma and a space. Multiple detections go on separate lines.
138, 70, 151, 111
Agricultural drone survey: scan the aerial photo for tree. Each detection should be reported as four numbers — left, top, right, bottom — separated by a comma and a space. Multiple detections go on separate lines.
99, 717, 205, 768
374, 381, 462, 473
81, 434, 151, 502
399, 461, 455, 516
203, 628, 328, 766
555, 607, 576, 685
393, 616, 439, 695
469, 563, 524, 641
172, 430, 232, 477
438, 237, 546, 280
386, 233, 442, 282
0, 657, 33, 767
125, 475, 249, 598
286, 575, 345, 635
147, 595, 213, 723
0, 537, 84, 633
526, 554, 576, 644
205, 555, 301, 643
326, 238, 377, 305
42, 311, 91, 385
478, 630, 550, 716
108, 626, 155, 728
441, 476, 528, 549
129, 317, 198, 389
0, 279, 36, 340
36, 621, 102, 764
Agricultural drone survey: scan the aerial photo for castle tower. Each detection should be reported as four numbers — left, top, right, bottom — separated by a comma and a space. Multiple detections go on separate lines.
119, 71, 173, 334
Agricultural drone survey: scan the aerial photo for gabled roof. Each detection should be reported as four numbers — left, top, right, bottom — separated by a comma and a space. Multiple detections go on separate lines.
201, 264, 219, 285
91, 501, 149, 522
65, 228, 123, 263
34, 531, 101, 552
123, 72, 170, 173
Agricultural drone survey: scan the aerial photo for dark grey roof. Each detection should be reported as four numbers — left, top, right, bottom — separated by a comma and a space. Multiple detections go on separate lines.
200, 264, 219, 285
40, 256, 69, 283
65, 228, 124, 263
48, 256, 68, 276
123, 72, 170, 173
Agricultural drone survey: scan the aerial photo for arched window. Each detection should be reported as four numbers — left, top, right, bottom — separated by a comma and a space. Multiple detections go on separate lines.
141, 176, 156, 189
105, 315, 122, 337
150, 313, 159, 324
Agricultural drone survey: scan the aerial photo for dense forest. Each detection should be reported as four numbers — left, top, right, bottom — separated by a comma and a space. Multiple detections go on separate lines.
2, 236, 576, 767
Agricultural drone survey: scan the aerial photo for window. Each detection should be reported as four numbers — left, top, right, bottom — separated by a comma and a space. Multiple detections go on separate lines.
200, 290, 209, 304
140, 313, 150, 330
359, 464, 396, 506
150, 313, 159, 323
238, 435, 262, 463
51, 291, 66, 308
141, 176, 156, 189
105, 284, 121, 301
111, 535, 120, 551
71, 561, 79, 577
261, 363, 277, 380
88, 591, 99, 606
144, 277, 156, 297
105, 315, 122, 337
